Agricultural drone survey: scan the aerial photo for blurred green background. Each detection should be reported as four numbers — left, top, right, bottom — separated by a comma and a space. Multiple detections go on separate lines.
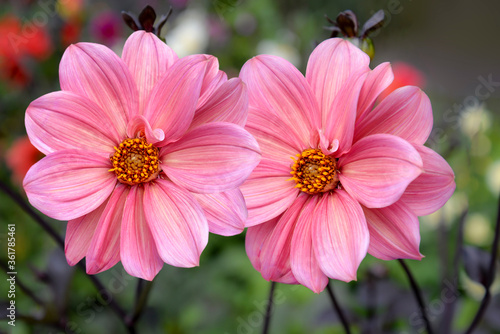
0, 0, 499, 333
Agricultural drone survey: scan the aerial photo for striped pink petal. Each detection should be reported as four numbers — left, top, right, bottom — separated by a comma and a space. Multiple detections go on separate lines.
122, 31, 178, 115
197, 57, 227, 109
356, 62, 394, 120
240, 55, 320, 147
364, 201, 423, 260
59, 42, 138, 136
354, 86, 433, 145
339, 134, 423, 208
144, 179, 208, 267
400, 145, 456, 216
258, 194, 308, 282
192, 188, 247, 236
290, 196, 329, 293
121, 185, 163, 280
65, 200, 107, 266
305, 38, 370, 125
190, 78, 248, 129
86, 184, 129, 274
144, 55, 214, 145
23, 150, 116, 221
161, 122, 261, 194
26, 91, 120, 155
313, 190, 369, 281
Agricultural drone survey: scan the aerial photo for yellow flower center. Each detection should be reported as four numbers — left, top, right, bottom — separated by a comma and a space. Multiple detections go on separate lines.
290, 149, 339, 194
109, 138, 160, 185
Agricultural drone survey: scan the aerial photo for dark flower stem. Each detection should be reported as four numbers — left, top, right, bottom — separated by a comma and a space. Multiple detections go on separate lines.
0, 179, 130, 331
127, 279, 154, 328
0, 259, 44, 306
326, 281, 351, 334
398, 259, 434, 334
464, 195, 500, 334
262, 281, 276, 334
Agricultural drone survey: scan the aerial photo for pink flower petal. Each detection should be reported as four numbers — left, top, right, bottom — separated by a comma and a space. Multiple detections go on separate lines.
122, 31, 178, 115
86, 184, 129, 274
305, 38, 370, 124
240, 176, 298, 227
323, 71, 368, 156
190, 78, 248, 129
240, 55, 320, 147
354, 86, 433, 145
339, 134, 423, 208
356, 62, 394, 120
143, 179, 209, 267
23, 150, 117, 221
161, 122, 261, 193
246, 107, 307, 167
121, 185, 163, 280
65, 200, 107, 266
258, 194, 308, 282
197, 57, 227, 109
364, 201, 423, 260
400, 145, 455, 216
192, 188, 247, 236
245, 216, 299, 284
290, 196, 329, 293
126, 115, 165, 145
26, 91, 120, 155
59, 42, 138, 135
313, 190, 369, 281
144, 55, 215, 145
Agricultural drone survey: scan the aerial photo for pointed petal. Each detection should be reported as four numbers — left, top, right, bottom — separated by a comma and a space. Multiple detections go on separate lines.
59, 43, 138, 135
143, 179, 209, 267
161, 122, 261, 193
192, 188, 247, 236
26, 91, 120, 155
259, 194, 308, 281
339, 134, 423, 208
313, 190, 369, 281
364, 201, 423, 260
354, 86, 433, 145
122, 31, 178, 114
241, 176, 298, 227
290, 196, 329, 293
196, 58, 227, 109
306, 38, 370, 124
121, 185, 163, 280
144, 55, 214, 145
65, 200, 107, 266
23, 150, 116, 221
356, 62, 394, 120
86, 184, 128, 274
400, 145, 455, 216
191, 78, 248, 129
240, 55, 320, 147
324, 71, 367, 156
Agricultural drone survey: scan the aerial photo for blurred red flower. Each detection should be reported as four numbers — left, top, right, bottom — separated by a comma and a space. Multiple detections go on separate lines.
379, 62, 426, 101
6, 136, 43, 185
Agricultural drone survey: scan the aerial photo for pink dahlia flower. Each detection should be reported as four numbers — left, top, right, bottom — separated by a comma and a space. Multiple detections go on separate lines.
240, 38, 455, 293
23, 31, 261, 280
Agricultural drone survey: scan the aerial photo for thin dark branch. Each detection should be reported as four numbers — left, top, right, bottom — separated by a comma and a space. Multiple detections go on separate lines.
0, 179, 131, 331
0, 259, 44, 306
398, 259, 434, 334
464, 195, 500, 334
127, 279, 154, 328
440, 207, 468, 334
262, 281, 276, 334
0, 179, 64, 248
326, 281, 351, 334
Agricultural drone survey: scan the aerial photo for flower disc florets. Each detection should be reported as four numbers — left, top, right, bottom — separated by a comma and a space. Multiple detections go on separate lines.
290, 149, 339, 194
110, 137, 159, 185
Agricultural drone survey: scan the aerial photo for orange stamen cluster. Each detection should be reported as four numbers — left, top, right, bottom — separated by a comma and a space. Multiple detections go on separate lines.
290, 148, 339, 194
109, 138, 159, 185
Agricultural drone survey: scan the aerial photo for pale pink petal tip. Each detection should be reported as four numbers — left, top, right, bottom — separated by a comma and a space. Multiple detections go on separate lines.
127, 115, 165, 144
